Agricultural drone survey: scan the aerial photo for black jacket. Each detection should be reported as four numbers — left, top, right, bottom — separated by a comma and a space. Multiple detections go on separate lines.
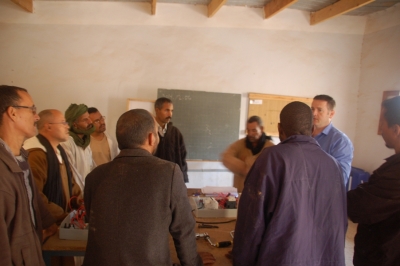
348, 153, 400, 266
155, 122, 188, 183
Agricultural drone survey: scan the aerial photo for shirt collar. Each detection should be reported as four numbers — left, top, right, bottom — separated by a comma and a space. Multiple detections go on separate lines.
316, 122, 333, 137
158, 123, 168, 137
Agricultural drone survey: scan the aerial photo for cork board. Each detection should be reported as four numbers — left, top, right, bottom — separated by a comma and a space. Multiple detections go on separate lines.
248, 93, 313, 137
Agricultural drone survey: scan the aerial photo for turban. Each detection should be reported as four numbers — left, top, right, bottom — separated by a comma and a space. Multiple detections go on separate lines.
65, 104, 88, 127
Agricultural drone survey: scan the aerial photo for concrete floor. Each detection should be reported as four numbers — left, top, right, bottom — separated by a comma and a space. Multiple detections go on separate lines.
345, 220, 357, 266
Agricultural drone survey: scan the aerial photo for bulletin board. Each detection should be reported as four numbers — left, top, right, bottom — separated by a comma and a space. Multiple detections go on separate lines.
126, 98, 155, 115
248, 93, 313, 137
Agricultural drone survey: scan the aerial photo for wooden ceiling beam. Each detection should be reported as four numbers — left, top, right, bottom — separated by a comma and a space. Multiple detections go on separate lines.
310, 0, 375, 25
151, 0, 156, 15
264, 0, 298, 19
11, 0, 33, 12
208, 0, 227, 17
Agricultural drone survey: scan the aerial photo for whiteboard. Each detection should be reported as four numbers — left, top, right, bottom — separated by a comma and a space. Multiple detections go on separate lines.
127, 98, 155, 115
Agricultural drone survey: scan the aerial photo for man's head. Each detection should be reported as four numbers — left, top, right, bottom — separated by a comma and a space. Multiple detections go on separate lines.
0, 85, 39, 140
65, 104, 95, 135
246, 116, 264, 143
88, 107, 106, 134
380, 96, 400, 152
154, 97, 173, 126
116, 109, 159, 154
311, 95, 336, 129
37, 109, 70, 144
279, 101, 313, 141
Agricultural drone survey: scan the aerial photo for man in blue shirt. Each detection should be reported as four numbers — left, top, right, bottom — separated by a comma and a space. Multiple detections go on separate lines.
311, 95, 354, 185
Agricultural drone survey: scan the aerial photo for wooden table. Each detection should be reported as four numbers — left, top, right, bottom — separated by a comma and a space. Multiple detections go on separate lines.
42, 189, 236, 265
42, 217, 235, 266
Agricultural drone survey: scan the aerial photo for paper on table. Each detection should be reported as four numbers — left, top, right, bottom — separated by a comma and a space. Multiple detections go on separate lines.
201, 186, 238, 197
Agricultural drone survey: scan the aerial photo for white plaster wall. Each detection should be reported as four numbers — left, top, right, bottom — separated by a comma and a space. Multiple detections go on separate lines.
352, 4, 400, 173
0, 0, 366, 187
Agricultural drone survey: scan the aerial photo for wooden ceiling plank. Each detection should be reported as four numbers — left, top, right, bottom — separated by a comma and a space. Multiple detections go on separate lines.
11, 0, 33, 12
310, 0, 375, 25
264, 0, 298, 19
151, 0, 157, 15
208, 0, 227, 18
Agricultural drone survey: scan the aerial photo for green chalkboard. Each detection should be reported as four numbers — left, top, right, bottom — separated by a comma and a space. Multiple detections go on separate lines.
157, 89, 241, 161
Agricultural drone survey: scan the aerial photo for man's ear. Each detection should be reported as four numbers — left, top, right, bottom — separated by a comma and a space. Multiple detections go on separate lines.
148, 132, 156, 146
329, 109, 335, 119
278, 123, 286, 141
260, 126, 264, 132
392, 124, 400, 137
6, 106, 17, 122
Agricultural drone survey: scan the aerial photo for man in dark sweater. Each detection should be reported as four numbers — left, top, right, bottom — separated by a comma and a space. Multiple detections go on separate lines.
83, 109, 202, 266
154, 97, 189, 182
347, 96, 400, 265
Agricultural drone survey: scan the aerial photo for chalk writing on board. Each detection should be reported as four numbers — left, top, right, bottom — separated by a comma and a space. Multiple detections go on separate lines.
157, 89, 241, 161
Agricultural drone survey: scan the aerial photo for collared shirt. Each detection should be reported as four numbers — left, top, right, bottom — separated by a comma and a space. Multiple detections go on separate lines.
0, 138, 36, 226
314, 123, 354, 185
158, 123, 168, 137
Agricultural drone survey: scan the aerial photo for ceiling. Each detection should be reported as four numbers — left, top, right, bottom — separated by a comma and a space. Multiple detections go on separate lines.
35, 0, 400, 16
13, 0, 400, 25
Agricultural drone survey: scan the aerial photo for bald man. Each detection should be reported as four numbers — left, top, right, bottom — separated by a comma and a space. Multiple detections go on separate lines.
24, 109, 82, 224
233, 102, 346, 266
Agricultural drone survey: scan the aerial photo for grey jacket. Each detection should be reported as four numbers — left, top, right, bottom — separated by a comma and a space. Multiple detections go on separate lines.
83, 148, 202, 266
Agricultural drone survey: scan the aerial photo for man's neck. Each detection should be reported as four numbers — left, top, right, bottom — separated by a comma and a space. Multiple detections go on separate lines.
91, 132, 105, 141
0, 131, 24, 156
312, 125, 328, 137
155, 117, 166, 128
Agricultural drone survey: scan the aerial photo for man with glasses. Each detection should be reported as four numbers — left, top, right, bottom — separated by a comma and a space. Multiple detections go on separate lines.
24, 109, 82, 224
88, 107, 119, 166
0, 85, 56, 265
61, 104, 96, 192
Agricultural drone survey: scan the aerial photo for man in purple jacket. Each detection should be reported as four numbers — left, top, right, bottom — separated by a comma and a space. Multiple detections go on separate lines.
232, 101, 347, 266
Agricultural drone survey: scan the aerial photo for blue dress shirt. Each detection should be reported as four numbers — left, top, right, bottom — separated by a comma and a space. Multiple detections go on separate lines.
314, 123, 354, 185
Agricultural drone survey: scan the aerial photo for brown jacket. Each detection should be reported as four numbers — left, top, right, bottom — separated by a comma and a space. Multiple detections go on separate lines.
221, 137, 274, 192
0, 142, 55, 266
26, 147, 82, 224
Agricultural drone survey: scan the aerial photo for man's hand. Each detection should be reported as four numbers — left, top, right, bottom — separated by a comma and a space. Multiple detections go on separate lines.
42, 223, 58, 243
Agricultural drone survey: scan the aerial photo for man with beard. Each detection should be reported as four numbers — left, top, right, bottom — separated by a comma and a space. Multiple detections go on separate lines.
88, 107, 119, 166
221, 116, 274, 192
154, 97, 189, 183
61, 104, 96, 191
83, 109, 203, 266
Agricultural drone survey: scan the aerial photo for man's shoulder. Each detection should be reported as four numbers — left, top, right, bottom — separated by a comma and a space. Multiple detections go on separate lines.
327, 125, 350, 140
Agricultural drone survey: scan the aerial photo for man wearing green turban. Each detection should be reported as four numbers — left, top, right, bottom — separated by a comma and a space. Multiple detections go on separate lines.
61, 104, 96, 192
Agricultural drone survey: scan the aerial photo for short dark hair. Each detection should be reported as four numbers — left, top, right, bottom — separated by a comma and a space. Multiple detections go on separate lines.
88, 107, 98, 114
154, 97, 172, 110
382, 96, 400, 127
116, 109, 156, 150
247, 116, 263, 127
314, 95, 336, 110
280, 101, 313, 137
0, 85, 28, 125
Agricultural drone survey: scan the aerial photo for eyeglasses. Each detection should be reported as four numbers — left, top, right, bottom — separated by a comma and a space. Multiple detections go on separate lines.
93, 116, 106, 124
12, 105, 37, 115
49, 122, 69, 126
